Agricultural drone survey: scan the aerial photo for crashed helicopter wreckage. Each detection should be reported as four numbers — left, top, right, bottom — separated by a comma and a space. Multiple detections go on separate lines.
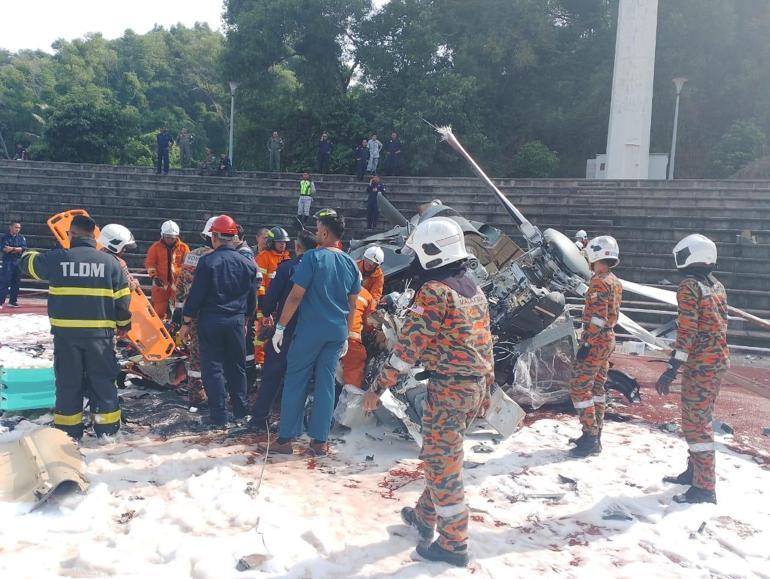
342, 124, 770, 443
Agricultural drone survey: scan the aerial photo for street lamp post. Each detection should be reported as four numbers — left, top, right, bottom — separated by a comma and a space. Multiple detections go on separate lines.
228, 81, 239, 166
668, 77, 687, 180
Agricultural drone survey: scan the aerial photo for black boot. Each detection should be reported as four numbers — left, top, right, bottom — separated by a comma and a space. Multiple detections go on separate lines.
663, 462, 693, 485
401, 507, 434, 541
568, 432, 588, 446
415, 541, 469, 567
569, 433, 601, 458
673, 486, 716, 504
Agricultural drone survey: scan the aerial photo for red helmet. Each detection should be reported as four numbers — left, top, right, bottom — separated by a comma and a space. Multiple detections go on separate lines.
210, 214, 238, 236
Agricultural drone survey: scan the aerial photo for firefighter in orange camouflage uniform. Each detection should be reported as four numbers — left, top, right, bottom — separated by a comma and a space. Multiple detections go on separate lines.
173, 218, 215, 402
569, 235, 622, 458
656, 234, 728, 505
363, 217, 494, 568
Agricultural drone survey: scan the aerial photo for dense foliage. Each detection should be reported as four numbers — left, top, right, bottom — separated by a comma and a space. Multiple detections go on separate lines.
1, 1, 769, 177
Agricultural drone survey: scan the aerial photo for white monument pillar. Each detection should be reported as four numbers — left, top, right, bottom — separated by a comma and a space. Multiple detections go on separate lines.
604, 0, 659, 179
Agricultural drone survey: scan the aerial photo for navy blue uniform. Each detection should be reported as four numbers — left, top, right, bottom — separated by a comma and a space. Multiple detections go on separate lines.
156, 131, 174, 175
366, 182, 386, 229
249, 255, 301, 428
383, 138, 402, 175
0, 232, 27, 306
317, 139, 334, 173
183, 245, 258, 425
354, 145, 369, 181
22, 237, 131, 438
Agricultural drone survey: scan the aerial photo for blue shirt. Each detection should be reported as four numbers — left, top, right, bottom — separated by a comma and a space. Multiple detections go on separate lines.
1, 233, 27, 263
183, 246, 258, 320
292, 248, 361, 341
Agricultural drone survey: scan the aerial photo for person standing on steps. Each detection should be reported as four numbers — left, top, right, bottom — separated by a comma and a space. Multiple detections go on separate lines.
297, 172, 316, 225
383, 131, 402, 175
156, 127, 174, 175
365, 175, 386, 229
655, 234, 729, 505
354, 139, 369, 181
21, 214, 131, 440
176, 128, 192, 168
267, 131, 284, 172
179, 215, 258, 430
568, 236, 622, 458
0, 220, 27, 310
362, 217, 494, 568
317, 132, 333, 174
366, 133, 383, 174
261, 209, 360, 457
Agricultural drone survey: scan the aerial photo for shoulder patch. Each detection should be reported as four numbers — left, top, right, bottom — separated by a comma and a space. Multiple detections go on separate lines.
408, 304, 425, 316
183, 252, 201, 268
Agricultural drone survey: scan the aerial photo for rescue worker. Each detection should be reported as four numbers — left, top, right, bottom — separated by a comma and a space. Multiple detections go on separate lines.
0, 220, 27, 309
254, 227, 291, 369
97, 224, 140, 291
234, 224, 259, 384
173, 217, 216, 403
340, 285, 375, 389
248, 229, 317, 433
263, 209, 360, 456
21, 215, 131, 439
655, 234, 728, 505
568, 235, 622, 458
179, 215, 258, 429
363, 217, 494, 568
145, 220, 190, 319
357, 245, 385, 305
574, 229, 588, 250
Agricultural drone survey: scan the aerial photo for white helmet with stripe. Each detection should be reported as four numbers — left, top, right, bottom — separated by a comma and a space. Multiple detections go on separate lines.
97, 224, 136, 253
403, 217, 469, 270
584, 235, 620, 267
363, 246, 385, 266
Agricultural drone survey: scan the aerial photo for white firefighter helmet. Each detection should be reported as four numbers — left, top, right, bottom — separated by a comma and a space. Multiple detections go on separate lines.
585, 235, 620, 267
161, 220, 180, 237
403, 217, 469, 270
575, 229, 588, 241
363, 246, 385, 266
673, 234, 717, 269
97, 224, 136, 254
201, 217, 217, 238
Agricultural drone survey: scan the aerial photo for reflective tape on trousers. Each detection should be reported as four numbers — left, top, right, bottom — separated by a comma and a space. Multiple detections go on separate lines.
689, 442, 714, 453
94, 409, 121, 425
434, 502, 467, 518
593, 395, 606, 403
573, 399, 594, 409
590, 316, 606, 328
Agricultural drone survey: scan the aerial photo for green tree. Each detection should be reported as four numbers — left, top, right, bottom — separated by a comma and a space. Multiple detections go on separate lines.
511, 141, 559, 177
711, 120, 766, 177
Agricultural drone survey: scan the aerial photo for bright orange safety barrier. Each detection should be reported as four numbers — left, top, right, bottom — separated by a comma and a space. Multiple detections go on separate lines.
46, 209, 176, 361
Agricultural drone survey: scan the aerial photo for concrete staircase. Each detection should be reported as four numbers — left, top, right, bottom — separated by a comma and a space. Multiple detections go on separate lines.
2, 160, 769, 346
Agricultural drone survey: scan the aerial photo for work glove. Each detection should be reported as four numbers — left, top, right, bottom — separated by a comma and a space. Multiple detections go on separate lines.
656, 358, 682, 395
576, 343, 591, 362
340, 339, 349, 358
272, 326, 285, 354
152, 277, 165, 288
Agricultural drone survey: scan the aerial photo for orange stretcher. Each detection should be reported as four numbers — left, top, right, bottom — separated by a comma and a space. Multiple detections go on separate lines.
47, 209, 175, 361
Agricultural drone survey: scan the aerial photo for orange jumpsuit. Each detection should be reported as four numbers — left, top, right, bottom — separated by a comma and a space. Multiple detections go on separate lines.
357, 260, 384, 305
254, 248, 290, 364
145, 239, 189, 318
340, 287, 375, 388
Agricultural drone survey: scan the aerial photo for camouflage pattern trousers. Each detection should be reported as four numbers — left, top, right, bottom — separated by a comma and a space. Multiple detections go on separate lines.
185, 323, 205, 400
681, 363, 725, 491
569, 336, 615, 435
415, 376, 485, 552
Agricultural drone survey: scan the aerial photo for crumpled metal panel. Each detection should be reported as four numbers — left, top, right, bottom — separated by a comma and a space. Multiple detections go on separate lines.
0, 427, 88, 508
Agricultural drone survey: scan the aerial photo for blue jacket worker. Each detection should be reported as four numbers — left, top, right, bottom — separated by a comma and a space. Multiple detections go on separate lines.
21, 215, 131, 439
0, 220, 27, 309
317, 133, 334, 174
262, 209, 360, 456
248, 229, 318, 433
180, 214, 259, 429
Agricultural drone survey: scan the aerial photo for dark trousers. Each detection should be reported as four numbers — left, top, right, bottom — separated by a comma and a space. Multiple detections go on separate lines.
250, 333, 291, 427
156, 148, 170, 174
367, 202, 379, 229
318, 154, 330, 174
355, 159, 367, 180
53, 335, 120, 438
198, 314, 249, 424
384, 154, 400, 175
0, 260, 21, 305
